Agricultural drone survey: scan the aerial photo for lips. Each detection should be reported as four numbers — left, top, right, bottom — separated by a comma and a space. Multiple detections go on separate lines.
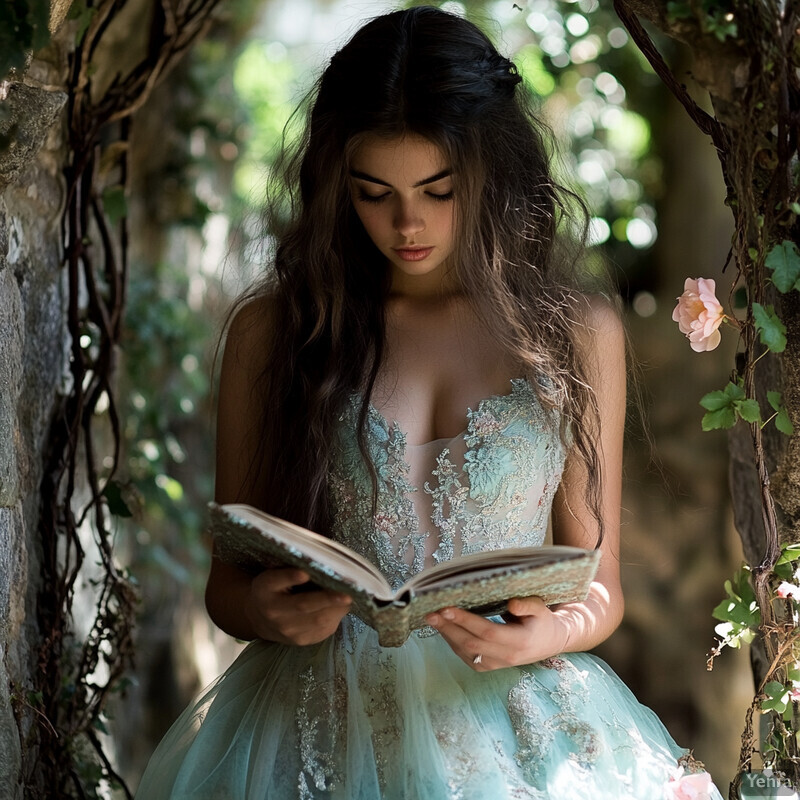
393, 246, 434, 262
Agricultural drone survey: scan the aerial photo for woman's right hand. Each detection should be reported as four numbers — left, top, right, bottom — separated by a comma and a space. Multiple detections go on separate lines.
245, 568, 353, 646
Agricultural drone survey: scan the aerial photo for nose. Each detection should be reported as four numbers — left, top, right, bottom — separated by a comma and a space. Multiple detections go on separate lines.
393, 199, 425, 238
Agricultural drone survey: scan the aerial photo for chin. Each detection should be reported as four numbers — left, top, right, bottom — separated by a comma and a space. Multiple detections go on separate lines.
390, 257, 447, 278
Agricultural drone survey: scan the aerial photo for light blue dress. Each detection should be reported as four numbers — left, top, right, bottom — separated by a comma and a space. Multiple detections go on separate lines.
136, 379, 724, 799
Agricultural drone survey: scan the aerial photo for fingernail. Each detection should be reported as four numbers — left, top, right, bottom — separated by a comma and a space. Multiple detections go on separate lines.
442, 609, 455, 621
426, 614, 440, 627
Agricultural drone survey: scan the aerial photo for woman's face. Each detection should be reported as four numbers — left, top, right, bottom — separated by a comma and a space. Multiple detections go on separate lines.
348, 134, 456, 290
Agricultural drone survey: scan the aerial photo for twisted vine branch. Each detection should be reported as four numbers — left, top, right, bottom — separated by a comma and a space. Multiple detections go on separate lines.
615, 0, 800, 794
28, 1, 221, 795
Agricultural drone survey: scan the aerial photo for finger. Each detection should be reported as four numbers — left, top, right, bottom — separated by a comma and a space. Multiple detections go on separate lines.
291, 590, 352, 615
273, 605, 352, 646
427, 610, 511, 660
429, 607, 509, 641
258, 568, 312, 593
506, 595, 548, 617
433, 625, 501, 671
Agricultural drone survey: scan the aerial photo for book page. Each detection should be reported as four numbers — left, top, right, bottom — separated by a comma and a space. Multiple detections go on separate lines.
221, 504, 394, 599
404, 546, 591, 591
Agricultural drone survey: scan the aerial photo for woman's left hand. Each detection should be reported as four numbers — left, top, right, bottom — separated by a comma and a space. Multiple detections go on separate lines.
424, 596, 570, 671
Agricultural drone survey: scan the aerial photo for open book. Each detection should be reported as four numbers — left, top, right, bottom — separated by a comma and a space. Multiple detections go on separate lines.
209, 502, 601, 647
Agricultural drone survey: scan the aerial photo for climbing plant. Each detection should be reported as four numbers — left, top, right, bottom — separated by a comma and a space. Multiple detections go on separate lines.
10, 1, 222, 796
613, 0, 800, 794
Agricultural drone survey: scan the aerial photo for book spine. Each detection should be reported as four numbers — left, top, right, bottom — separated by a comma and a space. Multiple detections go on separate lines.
366, 604, 412, 648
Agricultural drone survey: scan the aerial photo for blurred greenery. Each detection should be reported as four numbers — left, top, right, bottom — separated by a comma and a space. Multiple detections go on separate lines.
113, 0, 671, 590
98, 0, 747, 783
118, 267, 213, 586
0, 0, 50, 80
223, 0, 668, 299
110, 0, 265, 594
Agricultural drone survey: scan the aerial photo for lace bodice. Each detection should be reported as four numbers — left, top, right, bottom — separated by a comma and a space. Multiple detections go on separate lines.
328, 378, 566, 590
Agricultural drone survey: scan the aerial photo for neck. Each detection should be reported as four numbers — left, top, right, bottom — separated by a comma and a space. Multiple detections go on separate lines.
389, 263, 462, 301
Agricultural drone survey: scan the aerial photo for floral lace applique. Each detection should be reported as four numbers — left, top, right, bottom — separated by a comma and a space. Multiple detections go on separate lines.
507, 658, 603, 787
507, 673, 554, 783
329, 402, 424, 588
355, 645, 403, 790
328, 378, 565, 589
296, 665, 344, 797
428, 702, 485, 795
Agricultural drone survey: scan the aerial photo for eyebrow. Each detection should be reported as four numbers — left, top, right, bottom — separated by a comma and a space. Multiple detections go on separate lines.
348, 168, 452, 188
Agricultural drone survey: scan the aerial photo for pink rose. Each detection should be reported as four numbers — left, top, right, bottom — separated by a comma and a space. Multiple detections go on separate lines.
665, 768, 714, 800
777, 581, 800, 601
790, 687, 800, 702
672, 278, 725, 352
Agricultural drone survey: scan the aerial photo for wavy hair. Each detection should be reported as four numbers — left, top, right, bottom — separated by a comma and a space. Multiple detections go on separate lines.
228, 6, 607, 542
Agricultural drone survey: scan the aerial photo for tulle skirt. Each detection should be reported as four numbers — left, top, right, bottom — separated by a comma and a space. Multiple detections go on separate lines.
135, 616, 724, 799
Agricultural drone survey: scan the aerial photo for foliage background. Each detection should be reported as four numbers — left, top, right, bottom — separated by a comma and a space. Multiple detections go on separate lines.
0, 0, 755, 792
101, 0, 752, 790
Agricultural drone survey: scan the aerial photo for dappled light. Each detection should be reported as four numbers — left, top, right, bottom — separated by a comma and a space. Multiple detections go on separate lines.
6, 0, 793, 794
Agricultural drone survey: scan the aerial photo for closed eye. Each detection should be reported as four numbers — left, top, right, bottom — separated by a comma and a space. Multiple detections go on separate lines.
427, 190, 453, 202
357, 189, 390, 204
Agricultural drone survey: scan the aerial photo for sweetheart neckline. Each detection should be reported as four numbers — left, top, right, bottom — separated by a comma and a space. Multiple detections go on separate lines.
362, 377, 532, 447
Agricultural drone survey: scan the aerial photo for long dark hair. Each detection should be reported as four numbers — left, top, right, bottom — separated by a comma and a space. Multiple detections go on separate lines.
228, 6, 606, 540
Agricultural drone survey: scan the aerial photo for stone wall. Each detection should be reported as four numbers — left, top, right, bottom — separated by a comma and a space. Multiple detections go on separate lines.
0, 62, 69, 800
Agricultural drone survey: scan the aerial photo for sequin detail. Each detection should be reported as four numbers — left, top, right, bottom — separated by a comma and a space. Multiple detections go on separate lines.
329, 379, 565, 590
296, 666, 343, 795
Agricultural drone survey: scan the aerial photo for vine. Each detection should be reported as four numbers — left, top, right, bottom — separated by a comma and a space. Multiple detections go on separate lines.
615, 0, 800, 795
16, 1, 221, 795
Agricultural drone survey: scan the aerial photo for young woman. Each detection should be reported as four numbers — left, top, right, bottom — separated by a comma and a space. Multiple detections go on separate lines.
136, 8, 723, 798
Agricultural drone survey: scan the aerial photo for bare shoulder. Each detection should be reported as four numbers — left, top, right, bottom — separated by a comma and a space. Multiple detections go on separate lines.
570, 293, 625, 365
215, 292, 277, 505
572, 292, 624, 338
222, 293, 278, 374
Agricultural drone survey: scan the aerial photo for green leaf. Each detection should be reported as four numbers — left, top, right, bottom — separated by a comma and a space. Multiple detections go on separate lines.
102, 185, 127, 226
735, 398, 761, 424
67, 1, 97, 45
766, 390, 795, 435
700, 390, 730, 411
764, 680, 787, 698
0, 0, 51, 80
712, 599, 734, 621
27, 689, 43, 706
702, 407, 736, 430
700, 382, 751, 429
762, 695, 789, 714
102, 480, 132, 517
776, 407, 795, 435
787, 666, 800, 682
712, 569, 760, 628
774, 562, 793, 580
725, 382, 746, 402
712, 22, 737, 42
92, 716, 109, 735
666, 1, 692, 19
733, 566, 757, 605
762, 680, 790, 713
765, 241, 800, 293
776, 543, 800, 566
753, 303, 787, 353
